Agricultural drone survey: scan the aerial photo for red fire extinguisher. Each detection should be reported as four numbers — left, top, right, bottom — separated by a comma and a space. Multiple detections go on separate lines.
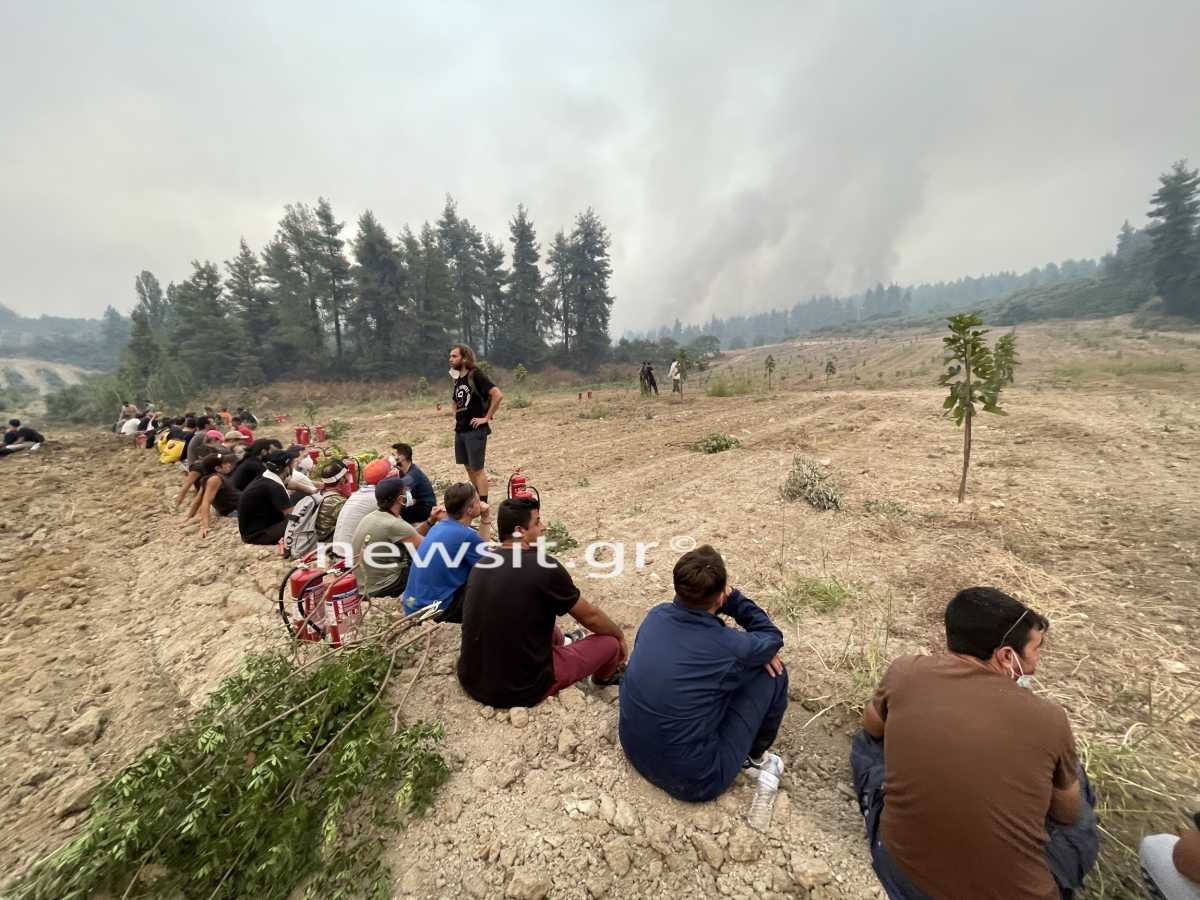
345, 457, 359, 493
295, 425, 310, 446
507, 468, 540, 503
315, 424, 326, 443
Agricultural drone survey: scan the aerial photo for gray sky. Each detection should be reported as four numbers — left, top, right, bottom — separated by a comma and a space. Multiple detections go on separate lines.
2, 1, 1198, 334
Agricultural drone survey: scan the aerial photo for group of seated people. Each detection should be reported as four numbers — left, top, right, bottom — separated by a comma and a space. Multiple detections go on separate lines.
140, 411, 1200, 900
1, 418, 44, 456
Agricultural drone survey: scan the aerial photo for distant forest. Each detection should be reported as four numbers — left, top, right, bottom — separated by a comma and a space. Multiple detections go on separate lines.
12, 159, 1200, 421
622, 257, 1102, 349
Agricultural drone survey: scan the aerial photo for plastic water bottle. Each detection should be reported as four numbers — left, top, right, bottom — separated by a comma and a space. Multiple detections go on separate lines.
747, 757, 782, 831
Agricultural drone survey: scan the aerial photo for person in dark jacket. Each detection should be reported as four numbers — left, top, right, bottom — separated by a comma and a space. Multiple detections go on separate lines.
618, 544, 788, 802
0, 419, 45, 456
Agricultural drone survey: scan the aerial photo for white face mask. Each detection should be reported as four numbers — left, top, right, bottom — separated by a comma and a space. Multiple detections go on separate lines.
1007, 650, 1034, 689
405, 489, 413, 506
449, 367, 463, 379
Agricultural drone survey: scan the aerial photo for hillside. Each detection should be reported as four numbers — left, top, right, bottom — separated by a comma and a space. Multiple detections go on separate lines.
0, 303, 121, 371
0, 318, 1196, 899
0, 357, 95, 418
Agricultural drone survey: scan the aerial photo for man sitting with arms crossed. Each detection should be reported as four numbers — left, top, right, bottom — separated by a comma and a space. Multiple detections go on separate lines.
402, 482, 492, 622
619, 545, 788, 802
390, 442, 437, 525
852, 586, 1098, 900
351, 476, 441, 599
457, 497, 626, 708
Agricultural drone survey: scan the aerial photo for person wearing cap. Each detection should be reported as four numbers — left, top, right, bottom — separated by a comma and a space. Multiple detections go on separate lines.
237, 449, 297, 545
330, 457, 399, 557
185, 416, 217, 467
390, 442, 437, 525
232, 416, 254, 442
351, 476, 444, 599
223, 430, 247, 460
173, 429, 226, 509
314, 460, 351, 544
179, 451, 241, 538
401, 482, 492, 622
851, 587, 1097, 900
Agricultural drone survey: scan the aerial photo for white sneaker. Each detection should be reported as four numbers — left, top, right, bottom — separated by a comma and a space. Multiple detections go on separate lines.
742, 751, 784, 779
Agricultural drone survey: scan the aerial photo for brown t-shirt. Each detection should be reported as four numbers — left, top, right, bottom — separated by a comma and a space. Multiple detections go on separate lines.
874, 653, 1078, 900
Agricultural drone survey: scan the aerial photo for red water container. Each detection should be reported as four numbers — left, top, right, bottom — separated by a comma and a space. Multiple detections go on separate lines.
314, 425, 326, 443
307, 448, 320, 463
295, 425, 310, 446
345, 457, 359, 493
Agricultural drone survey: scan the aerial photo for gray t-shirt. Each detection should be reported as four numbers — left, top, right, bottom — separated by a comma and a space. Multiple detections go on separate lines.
351, 510, 417, 596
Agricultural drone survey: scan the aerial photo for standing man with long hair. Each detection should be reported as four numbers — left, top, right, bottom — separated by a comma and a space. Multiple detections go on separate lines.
447, 343, 502, 507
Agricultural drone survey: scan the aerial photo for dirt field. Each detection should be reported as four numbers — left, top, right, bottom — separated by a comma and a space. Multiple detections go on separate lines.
1, 318, 1197, 899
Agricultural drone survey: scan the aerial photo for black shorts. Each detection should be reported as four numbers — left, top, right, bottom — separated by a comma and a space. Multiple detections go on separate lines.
454, 428, 488, 471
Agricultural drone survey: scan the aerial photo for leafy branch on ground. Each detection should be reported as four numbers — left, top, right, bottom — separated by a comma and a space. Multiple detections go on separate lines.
692, 433, 741, 454
780, 455, 842, 510
772, 574, 860, 618
542, 521, 579, 553
5, 634, 447, 900
864, 498, 910, 519
323, 419, 351, 442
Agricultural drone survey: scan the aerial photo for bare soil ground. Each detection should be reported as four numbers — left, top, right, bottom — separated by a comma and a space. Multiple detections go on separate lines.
1, 318, 1197, 899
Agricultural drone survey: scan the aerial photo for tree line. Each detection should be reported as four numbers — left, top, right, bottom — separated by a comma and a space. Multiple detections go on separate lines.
119, 197, 615, 402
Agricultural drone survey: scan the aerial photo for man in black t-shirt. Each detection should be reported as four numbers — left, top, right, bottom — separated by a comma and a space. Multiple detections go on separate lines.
238, 450, 296, 545
457, 497, 626, 709
447, 344, 502, 508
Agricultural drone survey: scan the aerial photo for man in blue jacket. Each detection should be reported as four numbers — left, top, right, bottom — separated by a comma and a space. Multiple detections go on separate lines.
619, 544, 788, 802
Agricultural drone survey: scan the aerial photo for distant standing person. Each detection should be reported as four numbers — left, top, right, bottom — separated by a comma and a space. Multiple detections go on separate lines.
644, 362, 658, 395
448, 343, 502, 507
669, 358, 682, 394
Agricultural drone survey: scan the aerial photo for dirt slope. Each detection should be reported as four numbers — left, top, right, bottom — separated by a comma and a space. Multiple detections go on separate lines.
1, 319, 1197, 899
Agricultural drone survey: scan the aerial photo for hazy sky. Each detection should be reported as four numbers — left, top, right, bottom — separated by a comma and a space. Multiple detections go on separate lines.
3, 1, 1199, 334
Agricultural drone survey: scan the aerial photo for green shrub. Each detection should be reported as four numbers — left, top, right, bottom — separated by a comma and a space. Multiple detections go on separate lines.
508, 396, 533, 409
774, 575, 860, 617
579, 402, 609, 420
543, 520, 579, 552
324, 419, 351, 442
864, 499, 910, 518
780, 455, 842, 510
705, 374, 757, 397
693, 433, 741, 454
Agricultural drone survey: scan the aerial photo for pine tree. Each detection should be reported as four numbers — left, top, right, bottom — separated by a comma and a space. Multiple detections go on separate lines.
118, 306, 164, 399
224, 238, 273, 384
171, 261, 237, 385
405, 224, 454, 373
496, 205, 545, 367
315, 198, 353, 359
134, 271, 167, 333
351, 211, 412, 376
478, 235, 507, 359
261, 237, 311, 377
544, 229, 572, 354
437, 196, 484, 349
1147, 160, 1200, 317
278, 203, 324, 347
567, 208, 614, 368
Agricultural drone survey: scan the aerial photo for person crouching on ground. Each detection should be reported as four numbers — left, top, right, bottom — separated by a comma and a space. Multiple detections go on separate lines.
173, 429, 225, 508
1, 419, 44, 455
851, 586, 1098, 900
179, 451, 240, 538
351, 476, 442, 599
331, 457, 398, 560
456, 497, 626, 709
619, 545, 788, 802
237, 450, 297, 546
401, 482, 491, 622
313, 460, 351, 545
